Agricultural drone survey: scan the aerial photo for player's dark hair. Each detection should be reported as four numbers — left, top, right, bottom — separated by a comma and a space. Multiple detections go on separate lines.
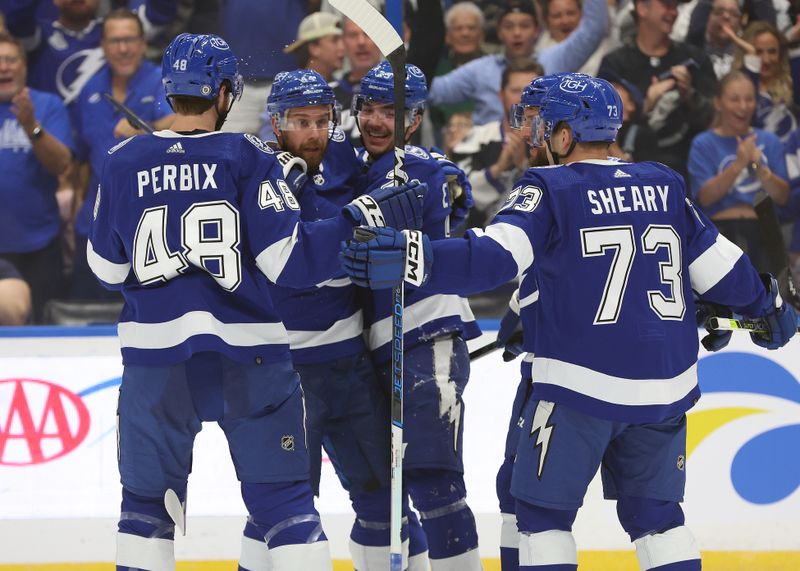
0, 32, 26, 63
102, 8, 145, 39
501, 58, 544, 89
171, 80, 232, 115
552, 121, 611, 150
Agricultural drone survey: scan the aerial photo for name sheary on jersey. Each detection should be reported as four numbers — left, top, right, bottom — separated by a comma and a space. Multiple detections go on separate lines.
586, 184, 670, 215
136, 163, 220, 197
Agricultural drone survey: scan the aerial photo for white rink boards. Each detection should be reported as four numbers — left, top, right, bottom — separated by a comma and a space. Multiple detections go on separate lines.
0, 325, 798, 565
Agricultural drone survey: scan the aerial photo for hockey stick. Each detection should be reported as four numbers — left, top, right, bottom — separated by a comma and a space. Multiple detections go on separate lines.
707, 315, 800, 333
103, 93, 155, 133
754, 191, 800, 309
469, 340, 499, 361
328, 1, 406, 569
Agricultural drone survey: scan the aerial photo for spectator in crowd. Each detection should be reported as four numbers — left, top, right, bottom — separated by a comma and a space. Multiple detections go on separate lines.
686, 0, 776, 79
0, 259, 32, 326
600, 0, 717, 177
534, 0, 618, 75
442, 1, 491, 69
442, 110, 473, 157
429, 2, 492, 147
4, 0, 105, 104
70, 9, 174, 301
688, 70, 789, 272
732, 21, 800, 142
449, 58, 542, 228
781, 128, 800, 292
0, 33, 74, 322
332, 16, 384, 143
284, 11, 345, 82
602, 73, 661, 162
221, 0, 309, 134
428, 0, 607, 125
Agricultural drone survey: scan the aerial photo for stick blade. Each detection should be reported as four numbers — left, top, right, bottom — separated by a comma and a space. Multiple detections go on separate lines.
329, 0, 403, 56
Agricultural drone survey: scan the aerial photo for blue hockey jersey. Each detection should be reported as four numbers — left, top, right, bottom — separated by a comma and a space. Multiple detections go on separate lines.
267, 132, 367, 364
424, 159, 770, 422
359, 145, 480, 362
88, 130, 354, 366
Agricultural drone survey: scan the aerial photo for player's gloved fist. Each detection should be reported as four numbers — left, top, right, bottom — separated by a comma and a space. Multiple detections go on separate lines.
497, 311, 524, 362
749, 273, 798, 350
342, 181, 426, 231
339, 226, 432, 290
431, 148, 474, 231
276, 151, 308, 191
696, 302, 733, 352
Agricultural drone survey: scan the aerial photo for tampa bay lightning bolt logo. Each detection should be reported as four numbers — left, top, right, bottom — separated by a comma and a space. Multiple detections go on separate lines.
331, 127, 346, 143
404, 145, 429, 160
691, 352, 800, 504
57, 47, 105, 104
274, 72, 289, 83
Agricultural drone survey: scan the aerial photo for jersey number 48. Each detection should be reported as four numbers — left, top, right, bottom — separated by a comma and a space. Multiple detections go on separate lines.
132, 201, 242, 291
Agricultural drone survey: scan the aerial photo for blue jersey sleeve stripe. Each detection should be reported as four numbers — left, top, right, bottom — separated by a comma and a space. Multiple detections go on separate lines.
117, 310, 289, 349
532, 357, 698, 407
368, 294, 475, 350
688, 233, 743, 294
473, 222, 534, 278
286, 309, 363, 350
255, 222, 299, 283
86, 239, 130, 284
519, 289, 539, 309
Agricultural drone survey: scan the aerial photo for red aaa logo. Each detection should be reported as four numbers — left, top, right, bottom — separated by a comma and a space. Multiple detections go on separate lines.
0, 379, 90, 465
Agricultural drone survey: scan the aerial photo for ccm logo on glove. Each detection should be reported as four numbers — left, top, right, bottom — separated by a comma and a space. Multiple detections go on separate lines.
405, 230, 425, 287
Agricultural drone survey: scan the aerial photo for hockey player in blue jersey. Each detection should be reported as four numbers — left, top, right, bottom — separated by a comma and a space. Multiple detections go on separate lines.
352, 60, 483, 570
264, 68, 408, 570
87, 33, 425, 571
341, 74, 797, 571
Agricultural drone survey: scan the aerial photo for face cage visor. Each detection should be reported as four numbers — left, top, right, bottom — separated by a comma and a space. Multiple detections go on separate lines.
273, 103, 341, 137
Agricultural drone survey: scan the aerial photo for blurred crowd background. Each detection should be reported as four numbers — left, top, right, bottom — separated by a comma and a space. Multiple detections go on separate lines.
2, 0, 800, 325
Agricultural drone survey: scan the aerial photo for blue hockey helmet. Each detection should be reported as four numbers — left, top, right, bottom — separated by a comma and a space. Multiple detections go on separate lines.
509, 73, 567, 130
537, 74, 623, 144
162, 33, 243, 102
267, 69, 340, 129
353, 61, 428, 120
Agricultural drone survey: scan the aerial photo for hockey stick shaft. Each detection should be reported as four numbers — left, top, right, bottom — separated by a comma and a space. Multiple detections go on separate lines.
328, 2, 406, 568
103, 93, 155, 133
707, 316, 800, 333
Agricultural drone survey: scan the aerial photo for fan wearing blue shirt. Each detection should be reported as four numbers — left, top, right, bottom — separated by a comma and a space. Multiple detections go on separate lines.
0, 33, 73, 322
70, 9, 174, 300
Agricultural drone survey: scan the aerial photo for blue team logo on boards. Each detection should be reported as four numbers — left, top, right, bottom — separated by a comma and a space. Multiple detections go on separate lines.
690, 352, 800, 504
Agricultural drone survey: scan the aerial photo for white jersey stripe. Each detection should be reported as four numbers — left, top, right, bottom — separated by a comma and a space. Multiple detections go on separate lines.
286, 310, 363, 350
86, 239, 131, 285
368, 295, 475, 350
519, 289, 540, 308
256, 222, 300, 283
688, 233, 743, 295
471, 223, 534, 278
118, 311, 289, 350
532, 357, 697, 407
316, 276, 352, 288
